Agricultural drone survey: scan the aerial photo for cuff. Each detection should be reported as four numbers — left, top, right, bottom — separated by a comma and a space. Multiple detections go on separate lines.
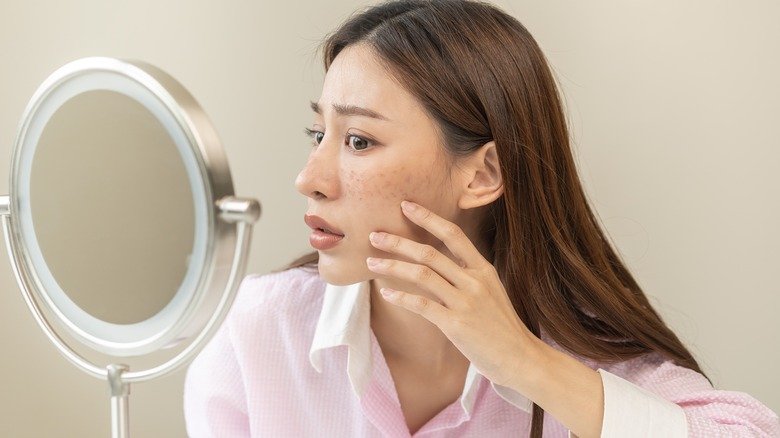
595, 368, 688, 437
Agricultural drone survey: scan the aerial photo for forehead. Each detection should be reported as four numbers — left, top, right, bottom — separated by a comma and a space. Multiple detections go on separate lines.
318, 44, 425, 123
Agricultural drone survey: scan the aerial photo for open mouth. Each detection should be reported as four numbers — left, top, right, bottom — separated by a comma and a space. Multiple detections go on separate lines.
316, 227, 344, 236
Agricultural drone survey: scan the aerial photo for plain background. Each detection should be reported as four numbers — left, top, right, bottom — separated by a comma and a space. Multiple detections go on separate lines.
0, 1, 777, 436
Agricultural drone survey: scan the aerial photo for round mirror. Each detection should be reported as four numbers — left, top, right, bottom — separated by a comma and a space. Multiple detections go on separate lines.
34, 92, 193, 325
0, 57, 260, 437
25, 86, 205, 355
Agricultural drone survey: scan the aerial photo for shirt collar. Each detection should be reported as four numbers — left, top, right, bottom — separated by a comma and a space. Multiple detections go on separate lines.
309, 279, 532, 415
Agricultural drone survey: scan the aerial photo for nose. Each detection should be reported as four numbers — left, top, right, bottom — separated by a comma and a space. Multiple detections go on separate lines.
294, 143, 340, 201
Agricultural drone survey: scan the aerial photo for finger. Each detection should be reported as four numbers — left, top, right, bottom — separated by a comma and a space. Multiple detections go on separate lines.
400, 200, 489, 270
367, 257, 459, 307
369, 231, 472, 289
379, 287, 449, 327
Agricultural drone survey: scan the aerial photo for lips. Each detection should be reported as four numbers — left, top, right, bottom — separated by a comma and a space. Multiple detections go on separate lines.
304, 214, 345, 236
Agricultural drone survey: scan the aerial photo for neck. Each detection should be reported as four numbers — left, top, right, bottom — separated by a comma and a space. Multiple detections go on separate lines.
368, 214, 493, 370
369, 275, 467, 371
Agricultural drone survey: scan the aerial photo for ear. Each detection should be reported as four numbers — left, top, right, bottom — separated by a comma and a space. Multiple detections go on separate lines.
456, 140, 504, 210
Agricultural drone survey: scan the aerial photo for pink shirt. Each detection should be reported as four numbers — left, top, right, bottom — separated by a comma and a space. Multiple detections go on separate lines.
183, 266, 780, 437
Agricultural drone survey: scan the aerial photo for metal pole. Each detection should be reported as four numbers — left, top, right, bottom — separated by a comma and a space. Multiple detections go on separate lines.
108, 364, 130, 438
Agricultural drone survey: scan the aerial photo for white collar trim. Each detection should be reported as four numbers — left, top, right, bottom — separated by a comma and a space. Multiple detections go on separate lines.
309, 280, 532, 414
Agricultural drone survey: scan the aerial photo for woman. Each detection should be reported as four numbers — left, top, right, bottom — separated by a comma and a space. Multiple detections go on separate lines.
183, 1, 780, 436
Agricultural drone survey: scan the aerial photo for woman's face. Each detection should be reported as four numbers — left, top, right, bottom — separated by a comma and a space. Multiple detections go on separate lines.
295, 43, 471, 286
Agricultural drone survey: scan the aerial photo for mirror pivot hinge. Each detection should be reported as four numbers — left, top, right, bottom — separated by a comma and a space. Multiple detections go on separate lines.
216, 196, 261, 224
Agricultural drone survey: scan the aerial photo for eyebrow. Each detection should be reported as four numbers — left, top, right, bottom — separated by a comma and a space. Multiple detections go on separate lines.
310, 100, 391, 122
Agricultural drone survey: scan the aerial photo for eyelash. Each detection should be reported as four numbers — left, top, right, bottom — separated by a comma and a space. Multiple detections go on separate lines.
302, 127, 376, 152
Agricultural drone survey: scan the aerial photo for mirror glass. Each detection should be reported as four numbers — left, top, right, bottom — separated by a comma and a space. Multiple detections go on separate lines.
30, 89, 195, 325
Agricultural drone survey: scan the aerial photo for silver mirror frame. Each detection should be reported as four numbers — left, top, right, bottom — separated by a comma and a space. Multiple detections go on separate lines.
0, 57, 261, 385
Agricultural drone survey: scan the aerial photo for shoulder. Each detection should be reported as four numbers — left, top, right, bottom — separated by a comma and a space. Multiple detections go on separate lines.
596, 350, 714, 395
234, 265, 325, 309
226, 265, 327, 329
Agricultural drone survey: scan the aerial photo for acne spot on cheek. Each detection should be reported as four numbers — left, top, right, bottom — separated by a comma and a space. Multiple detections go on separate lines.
348, 166, 423, 206
373, 171, 398, 199
386, 169, 408, 200
346, 170, 366, 202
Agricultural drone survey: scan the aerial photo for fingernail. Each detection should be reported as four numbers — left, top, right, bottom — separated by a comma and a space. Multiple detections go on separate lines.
380, 288, 396, 299
369, 232, 384, 244
367, 257, 380, 266
401, 201, 417, 212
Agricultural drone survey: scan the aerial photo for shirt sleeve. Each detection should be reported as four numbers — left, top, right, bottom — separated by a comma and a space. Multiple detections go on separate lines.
567, 353, 780, 437
183, 312, 250, 437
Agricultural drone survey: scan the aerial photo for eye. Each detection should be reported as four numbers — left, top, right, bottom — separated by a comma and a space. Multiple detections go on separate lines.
302, 127, 324, 146
345, 133, 374, 152
303, 127, 377, 152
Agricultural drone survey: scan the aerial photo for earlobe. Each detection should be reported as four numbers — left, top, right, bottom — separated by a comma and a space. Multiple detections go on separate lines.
457, 140, 504, 210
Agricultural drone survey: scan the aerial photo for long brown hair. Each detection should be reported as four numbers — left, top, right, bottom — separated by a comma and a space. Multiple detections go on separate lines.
281, 1, 708, 436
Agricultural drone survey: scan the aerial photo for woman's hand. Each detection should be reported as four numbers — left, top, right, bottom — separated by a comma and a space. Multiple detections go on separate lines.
366, 200, 541, 388
367, 200, 606, 438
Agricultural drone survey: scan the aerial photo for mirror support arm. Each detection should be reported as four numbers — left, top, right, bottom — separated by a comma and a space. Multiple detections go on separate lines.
0, 195, 9, 216
107, 364, 130, 438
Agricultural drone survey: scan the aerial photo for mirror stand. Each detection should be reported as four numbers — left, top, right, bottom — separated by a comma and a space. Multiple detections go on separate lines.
0, 194, 261, 437
108, 364, 130, 438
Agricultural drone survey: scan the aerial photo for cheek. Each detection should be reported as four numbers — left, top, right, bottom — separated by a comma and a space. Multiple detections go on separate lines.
347, 167, 417, 204
346, 166, 442, 241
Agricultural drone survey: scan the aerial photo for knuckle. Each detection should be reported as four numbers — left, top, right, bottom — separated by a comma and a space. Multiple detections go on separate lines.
389, 235, 402, 249
445, 223, 464, 239
475, 263, 496, 281
486, 264, 500, 280
465, 275, 482, 290
419, 245, 437, 262
412, 295, 428, 310
416, 265, 434, 281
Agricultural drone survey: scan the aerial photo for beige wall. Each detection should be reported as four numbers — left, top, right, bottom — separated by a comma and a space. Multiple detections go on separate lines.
0, 1, 777, 436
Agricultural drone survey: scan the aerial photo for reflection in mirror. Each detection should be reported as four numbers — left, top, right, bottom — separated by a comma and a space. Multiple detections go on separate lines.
30, 89, 195, 325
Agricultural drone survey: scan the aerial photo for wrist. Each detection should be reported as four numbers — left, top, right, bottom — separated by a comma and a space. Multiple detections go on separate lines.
506, 332, 606, 438
505, 328, 550, 393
